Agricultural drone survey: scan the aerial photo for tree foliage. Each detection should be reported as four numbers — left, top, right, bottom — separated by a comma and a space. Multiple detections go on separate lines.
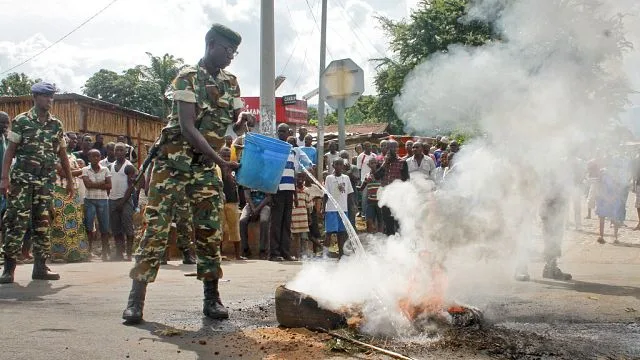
307, 95, 384, 127
374, 0, 495, 134
83, 68, 162, 116
0, 72, 41, 96
83, 52, 185, 118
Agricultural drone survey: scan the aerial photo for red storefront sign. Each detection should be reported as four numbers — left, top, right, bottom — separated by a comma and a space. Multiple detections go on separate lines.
241, 97, 308, 125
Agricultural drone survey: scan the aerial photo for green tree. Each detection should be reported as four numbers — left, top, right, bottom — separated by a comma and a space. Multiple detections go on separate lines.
138, 52, 185, 115
325, 111, 337, 125
345, 95, 382, 124
83, 52, 185, 117
0, 72, 41, 96
306, 106, 337, 125
307, 96, 384, 127
83, 68, 163, 116
307, 106, 318, 122
374, 0, 495, 133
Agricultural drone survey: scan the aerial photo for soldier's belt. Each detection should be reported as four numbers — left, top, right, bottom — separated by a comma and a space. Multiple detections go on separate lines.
14, 159, 55, 176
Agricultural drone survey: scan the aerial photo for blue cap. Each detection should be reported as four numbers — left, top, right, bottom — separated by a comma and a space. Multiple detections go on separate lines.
31, 82, 57, 95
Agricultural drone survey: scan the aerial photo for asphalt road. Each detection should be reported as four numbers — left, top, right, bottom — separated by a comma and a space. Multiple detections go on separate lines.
0, 212, 639, 359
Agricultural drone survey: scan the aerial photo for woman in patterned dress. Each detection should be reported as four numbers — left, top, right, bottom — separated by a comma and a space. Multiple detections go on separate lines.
50, 132, 90, 262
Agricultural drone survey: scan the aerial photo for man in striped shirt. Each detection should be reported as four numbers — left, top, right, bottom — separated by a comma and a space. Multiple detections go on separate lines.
270, 124, 312, 261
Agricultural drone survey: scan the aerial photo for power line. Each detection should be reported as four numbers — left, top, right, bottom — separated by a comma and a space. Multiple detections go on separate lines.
0, 0, 119, 76
279, 0, 311, 75
335, 0, 386, 58
293, 0, 322, 90
304, 0, 334, 59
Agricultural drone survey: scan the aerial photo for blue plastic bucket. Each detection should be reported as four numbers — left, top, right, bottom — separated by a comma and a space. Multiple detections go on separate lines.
236, 132, 292, 193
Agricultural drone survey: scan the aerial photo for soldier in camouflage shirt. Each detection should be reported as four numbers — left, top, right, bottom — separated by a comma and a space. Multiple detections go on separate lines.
123, 23, 255, 324
0, 82, 75, 284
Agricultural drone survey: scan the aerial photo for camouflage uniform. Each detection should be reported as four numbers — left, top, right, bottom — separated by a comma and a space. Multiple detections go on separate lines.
2, 107, 66, 260
172, 199, 193, 251
130, 60, 243, 283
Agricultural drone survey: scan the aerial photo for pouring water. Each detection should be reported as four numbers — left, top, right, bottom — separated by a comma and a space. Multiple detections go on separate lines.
302, 167, 366, 257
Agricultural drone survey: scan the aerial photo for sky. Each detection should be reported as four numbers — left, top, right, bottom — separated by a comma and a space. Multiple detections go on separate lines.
0, 0, 421, 103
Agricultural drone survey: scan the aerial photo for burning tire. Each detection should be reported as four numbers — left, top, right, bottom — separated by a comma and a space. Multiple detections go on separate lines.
275, 286, 346, 330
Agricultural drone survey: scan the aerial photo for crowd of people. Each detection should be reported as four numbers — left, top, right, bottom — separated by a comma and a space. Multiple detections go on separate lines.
5, 23, 635, 326
0, 126, 142, 265
0, 105, 463, 270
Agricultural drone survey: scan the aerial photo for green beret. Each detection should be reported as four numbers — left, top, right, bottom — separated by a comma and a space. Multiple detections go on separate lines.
205, 24, 242, 47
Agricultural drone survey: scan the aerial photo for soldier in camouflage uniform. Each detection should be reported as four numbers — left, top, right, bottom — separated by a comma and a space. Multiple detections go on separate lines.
160, 200, 196, 265
173, 201, 196, 264
123, 24, 254, 324
0, 82, 75, 284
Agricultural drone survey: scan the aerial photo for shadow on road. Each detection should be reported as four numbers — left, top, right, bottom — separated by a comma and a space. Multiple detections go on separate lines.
533, 279, 640, 300
127, 318, 271, 359
0, 281, 72, 301
611, 241, 640, 248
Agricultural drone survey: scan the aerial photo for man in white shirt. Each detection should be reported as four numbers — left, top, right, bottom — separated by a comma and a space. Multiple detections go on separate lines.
406, 142, 436, 181
117, 135, 138, 164
296, 127, 308, 148
99, 142, 116, 168
356, 142, 377, 216
108, 143, 135, 261
324, 141, 340, 171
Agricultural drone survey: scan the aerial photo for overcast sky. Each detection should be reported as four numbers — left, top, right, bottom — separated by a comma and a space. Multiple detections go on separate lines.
0, 0, 421, 102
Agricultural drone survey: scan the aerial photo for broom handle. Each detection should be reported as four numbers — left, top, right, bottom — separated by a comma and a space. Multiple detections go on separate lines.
315, 328, 418, 360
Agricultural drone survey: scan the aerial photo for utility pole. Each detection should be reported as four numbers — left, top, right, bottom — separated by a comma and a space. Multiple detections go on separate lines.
337, 99, 345, 149
316, 0, 328, 179
260, 0, 276, 138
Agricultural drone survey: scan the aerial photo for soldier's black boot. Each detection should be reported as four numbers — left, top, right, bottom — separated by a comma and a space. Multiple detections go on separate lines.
32, 257, 60, 280
203, 279, 229, 319
542, 258, 572, 281
122, 280, 147, 324
181, 249, 196, 265
0, 256, 16, 284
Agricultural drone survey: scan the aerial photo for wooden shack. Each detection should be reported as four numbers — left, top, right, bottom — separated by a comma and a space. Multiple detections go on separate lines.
0, 93, 164, 166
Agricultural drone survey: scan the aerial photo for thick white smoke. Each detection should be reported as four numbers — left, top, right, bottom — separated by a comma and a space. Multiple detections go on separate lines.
288, 0, 638, 336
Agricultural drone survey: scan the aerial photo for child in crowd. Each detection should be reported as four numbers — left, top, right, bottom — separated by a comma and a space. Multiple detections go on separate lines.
305, 174, 325, 254
340, 150, 359, 227
220, 147, 244, 260
239, 188, 271, 259
359, 157, 383, 233
324, 158, 354, 258
291, 173, 313, 258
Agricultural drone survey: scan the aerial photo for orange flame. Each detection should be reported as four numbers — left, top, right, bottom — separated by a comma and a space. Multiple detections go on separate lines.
398, 251, 449, 321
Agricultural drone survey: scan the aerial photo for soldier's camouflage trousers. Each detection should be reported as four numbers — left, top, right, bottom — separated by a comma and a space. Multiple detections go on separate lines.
130, 160, 223, 283
2, 177, 54, 259
172, 197, 193, 250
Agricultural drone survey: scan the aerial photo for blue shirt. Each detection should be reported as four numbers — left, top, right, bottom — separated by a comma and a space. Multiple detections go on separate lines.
434, 149, 443, 167
300, 146, 317, 165
250, 190, 267, 206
